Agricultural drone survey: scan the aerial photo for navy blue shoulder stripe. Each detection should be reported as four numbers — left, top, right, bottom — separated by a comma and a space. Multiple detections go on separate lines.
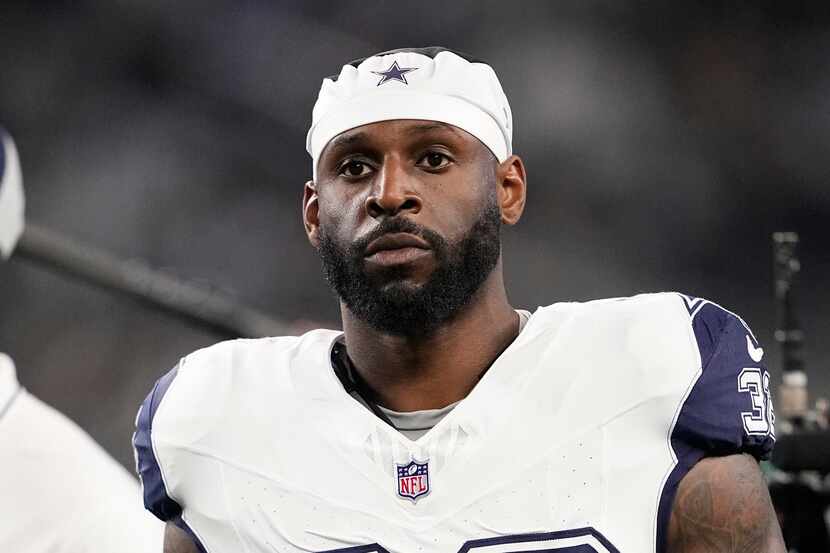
134, 366, 211, 551
133, 365, 182, 521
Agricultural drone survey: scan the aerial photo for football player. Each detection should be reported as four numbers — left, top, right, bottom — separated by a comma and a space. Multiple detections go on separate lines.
0, 128, 164, 551
135, 48, 785, 553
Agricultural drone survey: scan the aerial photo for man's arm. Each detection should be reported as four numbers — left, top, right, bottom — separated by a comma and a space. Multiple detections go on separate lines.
164, 522, 201, 553
668, 453, 785, 553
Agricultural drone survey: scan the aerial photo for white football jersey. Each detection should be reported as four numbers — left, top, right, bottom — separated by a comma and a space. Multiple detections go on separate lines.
0, 354, 164, 553
134, 292, 775, 553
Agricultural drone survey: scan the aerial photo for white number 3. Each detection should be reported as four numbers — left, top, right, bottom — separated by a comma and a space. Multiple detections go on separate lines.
738, 368, 775, 438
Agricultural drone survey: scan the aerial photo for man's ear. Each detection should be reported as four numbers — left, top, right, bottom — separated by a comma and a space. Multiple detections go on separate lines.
302, 180, 321, 248
496, 155, 527, 225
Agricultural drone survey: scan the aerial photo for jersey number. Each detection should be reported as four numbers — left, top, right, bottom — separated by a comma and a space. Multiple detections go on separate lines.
738, 368, 775, 438
320, 527, 619, 553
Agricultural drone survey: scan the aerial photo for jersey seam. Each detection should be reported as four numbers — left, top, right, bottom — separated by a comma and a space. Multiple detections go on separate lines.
219, 461, 251, 553
148, 437, 346, 500
699, 308, 733, 375
652, 365, 703, 553
652, 294, 727, 553
151, 359, 187, 517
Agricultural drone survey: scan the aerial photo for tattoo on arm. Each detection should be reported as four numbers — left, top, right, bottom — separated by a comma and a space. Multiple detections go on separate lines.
668, 453, 786, 553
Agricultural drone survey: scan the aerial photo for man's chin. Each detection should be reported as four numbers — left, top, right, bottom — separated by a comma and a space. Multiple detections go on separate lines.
373, 278, 427, 299
364, 266, 432, 293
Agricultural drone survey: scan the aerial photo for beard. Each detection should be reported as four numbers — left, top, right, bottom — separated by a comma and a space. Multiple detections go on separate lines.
318, 198, 502, 337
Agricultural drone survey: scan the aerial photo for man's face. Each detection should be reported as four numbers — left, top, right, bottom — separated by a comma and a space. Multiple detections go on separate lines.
307, 119, 503, 336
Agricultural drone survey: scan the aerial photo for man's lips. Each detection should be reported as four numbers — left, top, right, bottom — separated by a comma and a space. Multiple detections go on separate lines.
364, 233, 430, 257
363, 233, 431, 266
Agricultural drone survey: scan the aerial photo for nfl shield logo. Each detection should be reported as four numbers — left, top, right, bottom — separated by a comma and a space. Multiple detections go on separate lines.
396, 459, 430, 502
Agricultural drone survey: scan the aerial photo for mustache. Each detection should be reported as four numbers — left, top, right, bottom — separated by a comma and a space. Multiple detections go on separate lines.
350, 218, 444, 256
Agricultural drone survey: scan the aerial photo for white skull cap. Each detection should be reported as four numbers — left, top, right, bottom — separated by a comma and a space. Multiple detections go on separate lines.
306, 47, 513, 180
0, 128, 24, 259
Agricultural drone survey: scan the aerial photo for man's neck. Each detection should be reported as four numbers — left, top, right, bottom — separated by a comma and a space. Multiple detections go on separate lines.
340, 271, 519, 412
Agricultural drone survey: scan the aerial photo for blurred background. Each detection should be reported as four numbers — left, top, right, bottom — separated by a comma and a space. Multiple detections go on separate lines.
0, 0, 828, 516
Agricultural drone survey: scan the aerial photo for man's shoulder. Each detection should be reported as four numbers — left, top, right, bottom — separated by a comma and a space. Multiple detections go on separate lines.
137, 329, 341, 446
536, 291, 702, 325
550, 292, 776, 459
531, 291, 759, 370
133, 328, 343, 524
539, 291, 747, 323
178, 328, 342, 376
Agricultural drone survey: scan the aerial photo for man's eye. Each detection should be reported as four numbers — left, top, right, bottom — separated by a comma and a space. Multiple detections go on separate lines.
339, 160, 371, 177
418, 152, 451, 169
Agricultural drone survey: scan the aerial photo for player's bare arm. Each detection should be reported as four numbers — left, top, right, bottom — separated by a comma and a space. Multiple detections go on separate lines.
163, 522, 200, 553
668, 454, 786, 553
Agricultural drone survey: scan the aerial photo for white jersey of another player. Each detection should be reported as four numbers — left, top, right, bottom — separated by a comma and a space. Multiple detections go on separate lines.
0, 353, 163, 552
134, 292, 775, 553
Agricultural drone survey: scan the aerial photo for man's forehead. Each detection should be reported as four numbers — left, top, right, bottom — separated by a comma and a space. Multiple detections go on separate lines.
324, 120, 471, 155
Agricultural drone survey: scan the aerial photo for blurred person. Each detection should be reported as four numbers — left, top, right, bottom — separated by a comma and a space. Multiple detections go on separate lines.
134, 48, 785, 553
0, 128, 163, 552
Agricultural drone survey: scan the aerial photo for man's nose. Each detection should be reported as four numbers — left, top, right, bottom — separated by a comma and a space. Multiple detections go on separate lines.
365, 158, 422, 219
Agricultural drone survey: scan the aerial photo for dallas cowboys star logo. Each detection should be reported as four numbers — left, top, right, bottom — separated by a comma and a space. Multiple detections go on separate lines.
371, 61, 418, 86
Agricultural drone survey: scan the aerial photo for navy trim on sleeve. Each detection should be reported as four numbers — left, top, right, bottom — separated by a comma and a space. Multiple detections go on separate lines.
676, 301, 775, 457
656, 295, 775, 553
133, 365, 183, 521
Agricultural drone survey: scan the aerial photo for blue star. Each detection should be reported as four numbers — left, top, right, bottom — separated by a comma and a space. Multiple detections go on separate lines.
371, 61, 418, 86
